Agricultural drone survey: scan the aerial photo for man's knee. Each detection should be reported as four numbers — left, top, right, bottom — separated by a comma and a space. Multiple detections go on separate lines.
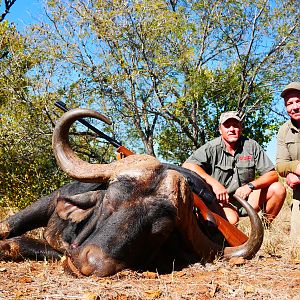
268, 182, 286, 200
223, 206, 239, 225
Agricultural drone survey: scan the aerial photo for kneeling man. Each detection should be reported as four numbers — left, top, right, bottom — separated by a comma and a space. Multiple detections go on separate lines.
183, 111, 286, 225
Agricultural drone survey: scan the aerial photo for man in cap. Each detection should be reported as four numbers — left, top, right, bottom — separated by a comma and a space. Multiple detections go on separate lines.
183, 111, 286, 225
276, 81, 300, 245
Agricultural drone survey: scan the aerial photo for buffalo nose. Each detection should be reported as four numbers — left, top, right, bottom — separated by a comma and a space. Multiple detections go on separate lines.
77, 244, 125, 277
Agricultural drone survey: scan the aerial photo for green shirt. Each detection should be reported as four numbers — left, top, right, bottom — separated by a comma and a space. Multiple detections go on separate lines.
276, 120, 300, 200
185, 136, 274, 194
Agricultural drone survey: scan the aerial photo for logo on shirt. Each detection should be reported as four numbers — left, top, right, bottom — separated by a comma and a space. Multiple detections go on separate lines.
239, 155, 252, 161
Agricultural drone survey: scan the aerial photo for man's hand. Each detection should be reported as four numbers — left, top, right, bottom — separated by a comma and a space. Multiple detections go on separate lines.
181, 162, 230, 203
235, 185, 253, 200
211, 181, 229, 204
286, 173, 300, 189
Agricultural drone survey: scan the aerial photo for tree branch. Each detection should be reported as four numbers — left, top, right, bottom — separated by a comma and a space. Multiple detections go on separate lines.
0, 0, 17, 23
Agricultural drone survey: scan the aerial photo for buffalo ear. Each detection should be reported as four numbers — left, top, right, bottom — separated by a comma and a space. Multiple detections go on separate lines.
56, 197, 94, 223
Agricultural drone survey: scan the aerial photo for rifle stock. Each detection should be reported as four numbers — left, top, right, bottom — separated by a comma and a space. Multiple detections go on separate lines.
55, 101, 248, 247
193, 193, 248, 246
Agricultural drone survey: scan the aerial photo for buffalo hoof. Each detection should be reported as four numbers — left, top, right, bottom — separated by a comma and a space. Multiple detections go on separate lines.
0, 239, 20, 260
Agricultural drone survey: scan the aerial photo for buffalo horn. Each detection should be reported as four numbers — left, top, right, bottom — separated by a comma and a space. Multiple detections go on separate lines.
223, 194, 264, 259
52, 108, 161, 183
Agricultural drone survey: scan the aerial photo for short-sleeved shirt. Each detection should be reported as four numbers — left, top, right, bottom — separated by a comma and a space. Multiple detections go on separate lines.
185, 136, 274, 194
276, 120, 300, 200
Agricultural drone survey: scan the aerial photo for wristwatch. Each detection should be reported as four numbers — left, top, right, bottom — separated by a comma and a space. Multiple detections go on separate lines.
247, 182, 255, 190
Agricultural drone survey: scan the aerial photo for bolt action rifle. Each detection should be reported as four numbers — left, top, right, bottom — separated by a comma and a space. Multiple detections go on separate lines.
54, 101, 248, 246
54, 101, 134, 158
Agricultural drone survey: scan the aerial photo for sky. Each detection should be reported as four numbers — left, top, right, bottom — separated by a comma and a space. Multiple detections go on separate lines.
4, 0, 42, 26
2, 0, 282, 163
266, 136, 276, 163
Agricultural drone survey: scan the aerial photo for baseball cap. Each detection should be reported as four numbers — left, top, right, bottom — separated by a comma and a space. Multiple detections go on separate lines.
219, 111, 241, 125
280, 81, 300, 98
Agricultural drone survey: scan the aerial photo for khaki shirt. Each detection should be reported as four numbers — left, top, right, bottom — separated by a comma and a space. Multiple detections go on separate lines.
185, 136, 274, 194
276, 120, 300, 200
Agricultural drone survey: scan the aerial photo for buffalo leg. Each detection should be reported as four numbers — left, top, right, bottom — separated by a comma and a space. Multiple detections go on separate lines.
0, 182, 104, 239
0, 194, 56, 239
0, 236, 61, 260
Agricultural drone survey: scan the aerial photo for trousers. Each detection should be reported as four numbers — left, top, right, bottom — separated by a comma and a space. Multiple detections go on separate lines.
290, 199, 300, 246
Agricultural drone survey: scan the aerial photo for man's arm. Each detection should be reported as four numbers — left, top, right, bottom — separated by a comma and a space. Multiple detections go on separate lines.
285, 164, 300, 189
276, 151, 300, 187
234, 170, 279, 199
182, 162, 230, 203
250, 170, 278, 190
275, 123, 300, 189
276, 123, 300, 176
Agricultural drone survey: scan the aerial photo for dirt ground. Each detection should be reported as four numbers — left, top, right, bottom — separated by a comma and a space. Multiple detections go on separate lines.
0, 204, 299, 300
0, 255, 299, 300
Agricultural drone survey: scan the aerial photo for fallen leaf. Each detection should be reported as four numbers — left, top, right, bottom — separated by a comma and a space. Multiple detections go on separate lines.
229, 257, 246, 266
18, 276, 33, 283
83, 292, 99, 300
244, 285, 255, 293
13, 290, 22, 300
144, 289, 162, 299
174, 270, 186, 277
142, 271, 158, 279
115, 295, 128, 300
117, 270, 132, 278
196, 285, 209, 294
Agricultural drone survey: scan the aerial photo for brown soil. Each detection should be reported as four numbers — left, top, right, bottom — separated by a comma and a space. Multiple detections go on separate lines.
0, 255, 299, 300
0, 204, 299, 300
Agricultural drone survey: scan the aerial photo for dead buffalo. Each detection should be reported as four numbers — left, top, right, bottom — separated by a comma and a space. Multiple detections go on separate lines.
0, 108, 264, 277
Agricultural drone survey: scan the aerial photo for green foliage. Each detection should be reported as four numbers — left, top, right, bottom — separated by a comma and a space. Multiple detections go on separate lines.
0, 15, 121, 208
0, 21, 50, 207
157, 65, 276, 163
0, 93, 119, 208
0, 21, 29, 106
0, 0, 299, 206
157, 125, 195, 163
0, 22, 68, 208
0, 97, 67, 208
31, 0, 298, 159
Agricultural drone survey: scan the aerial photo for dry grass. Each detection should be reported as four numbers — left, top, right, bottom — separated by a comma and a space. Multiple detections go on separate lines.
0, 201, 300, 299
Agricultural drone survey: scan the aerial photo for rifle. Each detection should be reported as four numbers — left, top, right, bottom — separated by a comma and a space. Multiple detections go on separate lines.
54, 101, 134, 158
54, 101, 248, 246
193, 194, 247, 245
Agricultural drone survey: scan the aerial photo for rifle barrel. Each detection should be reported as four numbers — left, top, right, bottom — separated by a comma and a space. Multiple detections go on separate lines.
54, 101, 122, 148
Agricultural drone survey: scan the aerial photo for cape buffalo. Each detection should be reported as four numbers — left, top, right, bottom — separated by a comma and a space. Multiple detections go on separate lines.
0, 108, 264, 277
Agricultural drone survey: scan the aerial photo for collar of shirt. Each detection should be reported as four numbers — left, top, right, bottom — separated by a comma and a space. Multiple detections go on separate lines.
290, 119, 300, 133
220, 136, 243, 156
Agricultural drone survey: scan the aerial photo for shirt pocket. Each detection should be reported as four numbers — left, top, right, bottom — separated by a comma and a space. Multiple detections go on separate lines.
214, 164, 235, 184
236, 161, 255, 184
